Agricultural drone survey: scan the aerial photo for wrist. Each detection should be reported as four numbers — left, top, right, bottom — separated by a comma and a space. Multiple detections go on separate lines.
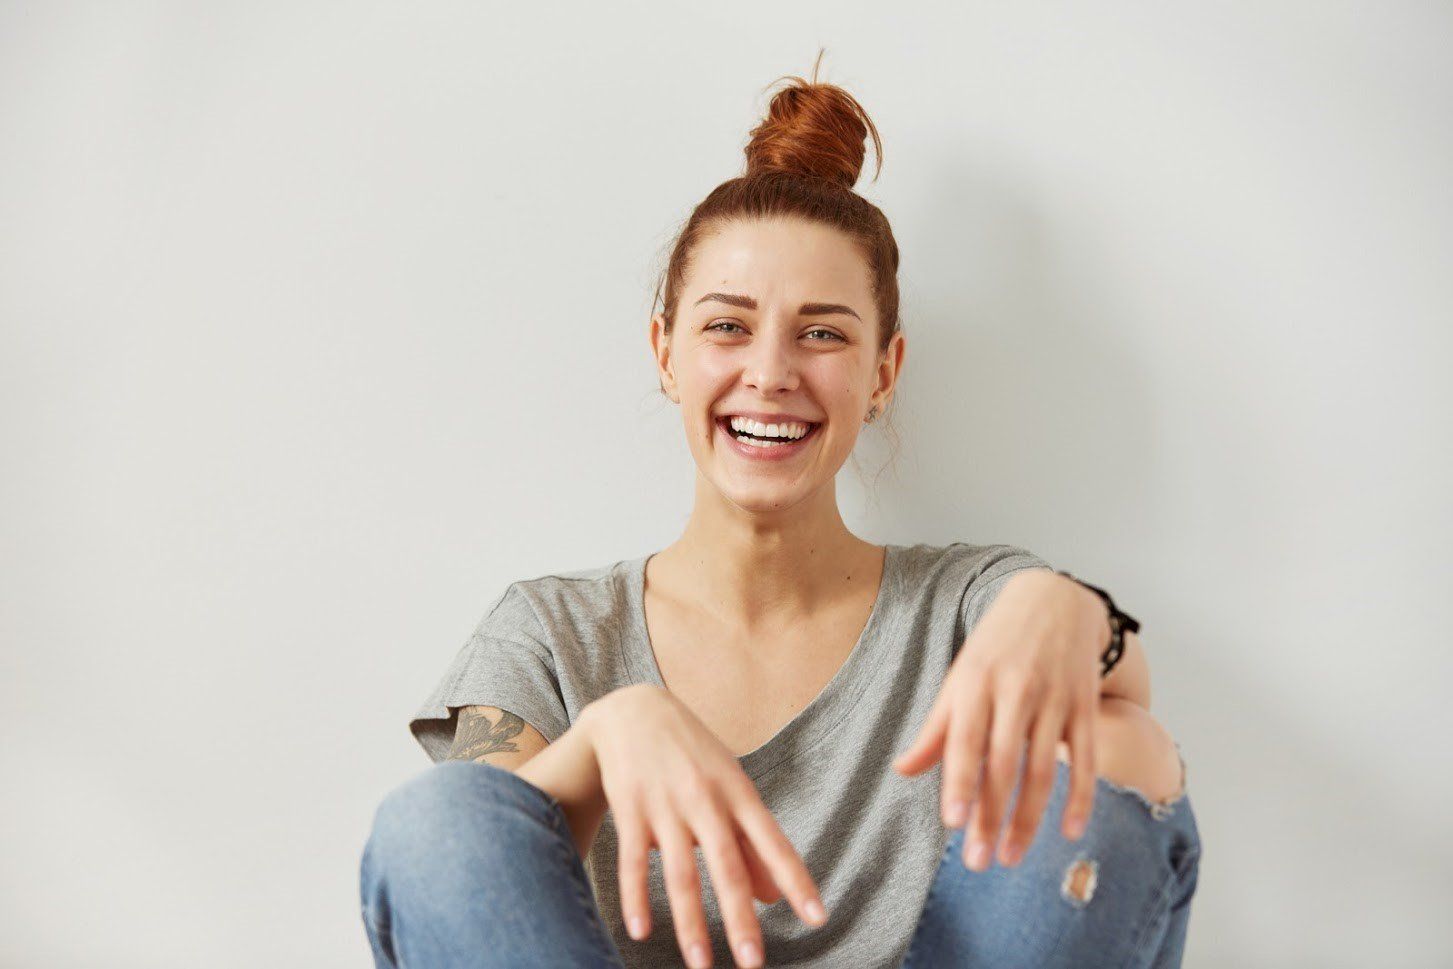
1053, 570, 1139, 679
1049, 572, 1112, 654
1081, 587, 1115, 655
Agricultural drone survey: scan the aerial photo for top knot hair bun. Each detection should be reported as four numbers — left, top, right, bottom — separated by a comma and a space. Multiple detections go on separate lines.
653, 50, 902, 356
743, 48, 884, 192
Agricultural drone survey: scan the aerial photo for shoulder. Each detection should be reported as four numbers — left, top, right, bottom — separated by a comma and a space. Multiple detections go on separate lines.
894, 541, 1054, 585
493, 555, 639, 635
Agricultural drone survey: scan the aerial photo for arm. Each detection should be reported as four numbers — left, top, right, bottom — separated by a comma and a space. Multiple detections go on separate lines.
1007, 571, 1153, 711
1097, 627, 1151, 710
447, 705, 551, 769
446, 703, 611, 860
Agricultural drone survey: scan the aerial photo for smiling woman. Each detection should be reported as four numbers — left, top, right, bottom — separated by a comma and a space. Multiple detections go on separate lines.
361, 48, 1200, 969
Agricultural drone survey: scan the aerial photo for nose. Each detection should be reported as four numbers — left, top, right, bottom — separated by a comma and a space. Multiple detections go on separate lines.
742, 335, 800, 396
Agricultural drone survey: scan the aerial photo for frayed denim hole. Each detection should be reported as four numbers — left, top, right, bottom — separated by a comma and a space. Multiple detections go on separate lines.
1087, 742, 1190, 823
1058, 854, 1098, 909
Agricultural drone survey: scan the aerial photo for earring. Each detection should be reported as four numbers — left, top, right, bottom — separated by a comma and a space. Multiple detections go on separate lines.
864, 405, 878, 424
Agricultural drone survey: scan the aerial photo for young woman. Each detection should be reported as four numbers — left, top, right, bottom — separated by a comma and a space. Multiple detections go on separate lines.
360, 60, 1201, 969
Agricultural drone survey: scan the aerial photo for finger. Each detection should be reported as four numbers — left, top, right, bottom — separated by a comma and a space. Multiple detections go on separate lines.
998, 702, 1065, 867
654, 814, 713, 969
893, 680, 952, 776
965, 694, 1032, 871
615, 805, 655, 941
690, 802, 766, 968
940, 689, 990, 829
728, 785, 828, 928
1062, 700, 1098, 840
738, 829, 781, 904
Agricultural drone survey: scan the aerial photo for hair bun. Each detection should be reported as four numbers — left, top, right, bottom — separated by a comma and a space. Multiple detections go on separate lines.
743, 49, 883, 191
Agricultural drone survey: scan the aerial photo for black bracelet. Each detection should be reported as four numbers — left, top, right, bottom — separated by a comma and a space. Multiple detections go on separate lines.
1053, 570, 1141, 678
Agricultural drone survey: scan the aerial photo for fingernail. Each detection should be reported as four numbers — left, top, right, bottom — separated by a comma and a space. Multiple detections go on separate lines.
688, 941, 711, 968
1067, 815, 1086, 839
627, 915, 646, 940
805, 898, 828, 925
967, 840, 991, 870
737, 939, 761, 966
944, 800, 968, 827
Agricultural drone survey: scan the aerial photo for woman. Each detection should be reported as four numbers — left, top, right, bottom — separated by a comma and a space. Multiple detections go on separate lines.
360, 60, 1201, 969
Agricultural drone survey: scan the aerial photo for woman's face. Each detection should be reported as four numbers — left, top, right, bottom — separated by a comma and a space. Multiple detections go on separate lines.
650, 216, 905, 513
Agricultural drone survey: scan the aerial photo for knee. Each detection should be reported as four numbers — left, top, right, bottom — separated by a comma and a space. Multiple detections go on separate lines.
1059, 697, 1185, 806
365, 761, 524, 874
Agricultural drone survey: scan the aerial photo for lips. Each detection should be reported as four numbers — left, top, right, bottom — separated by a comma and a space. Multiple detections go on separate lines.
714, 416, 823, 461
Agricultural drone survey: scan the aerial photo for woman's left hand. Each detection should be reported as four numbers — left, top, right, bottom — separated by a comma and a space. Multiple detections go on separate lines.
891, 570, 1111, 871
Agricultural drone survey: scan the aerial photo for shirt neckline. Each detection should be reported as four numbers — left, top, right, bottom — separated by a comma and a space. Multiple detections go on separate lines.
621, 543, 902, 781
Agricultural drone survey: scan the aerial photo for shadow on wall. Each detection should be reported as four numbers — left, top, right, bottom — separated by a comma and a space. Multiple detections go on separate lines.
853, 149, 1157, 546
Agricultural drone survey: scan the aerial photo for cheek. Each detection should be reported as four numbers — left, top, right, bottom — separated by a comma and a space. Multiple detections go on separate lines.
803, 361, 864, 412
675, 346, 737, 391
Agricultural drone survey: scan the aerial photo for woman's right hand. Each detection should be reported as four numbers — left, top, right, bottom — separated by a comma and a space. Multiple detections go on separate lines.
580, 683, 828, 969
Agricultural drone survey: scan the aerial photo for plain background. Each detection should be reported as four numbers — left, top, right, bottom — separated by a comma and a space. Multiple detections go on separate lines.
2, 2, 1449, 967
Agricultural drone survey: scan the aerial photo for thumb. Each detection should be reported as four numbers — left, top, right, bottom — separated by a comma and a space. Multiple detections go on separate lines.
892, 694, 951, 776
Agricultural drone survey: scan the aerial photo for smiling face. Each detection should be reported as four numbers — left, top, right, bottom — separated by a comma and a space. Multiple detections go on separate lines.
650, 216, 906, 514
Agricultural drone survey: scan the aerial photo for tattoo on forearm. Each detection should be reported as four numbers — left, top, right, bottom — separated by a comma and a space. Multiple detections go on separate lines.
448, 708, 526, 762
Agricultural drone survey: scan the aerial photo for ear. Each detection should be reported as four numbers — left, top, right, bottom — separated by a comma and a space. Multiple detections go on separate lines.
869, 329, 906, 415
649, 312, 680, 403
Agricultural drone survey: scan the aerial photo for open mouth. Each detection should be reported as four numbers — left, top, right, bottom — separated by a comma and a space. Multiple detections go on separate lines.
715, 416, 822, 448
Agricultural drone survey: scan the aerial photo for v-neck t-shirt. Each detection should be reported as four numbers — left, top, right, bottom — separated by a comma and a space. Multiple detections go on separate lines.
409, 541, 1054, 969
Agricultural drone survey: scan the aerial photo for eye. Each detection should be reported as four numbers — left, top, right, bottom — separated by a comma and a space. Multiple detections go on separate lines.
706, 321, 845, 341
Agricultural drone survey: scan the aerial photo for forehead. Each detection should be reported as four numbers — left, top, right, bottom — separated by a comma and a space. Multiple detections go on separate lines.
684, 218, 871, 306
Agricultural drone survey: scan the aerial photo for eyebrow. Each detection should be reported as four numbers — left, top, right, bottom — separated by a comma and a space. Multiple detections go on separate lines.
693, 292, 862, 322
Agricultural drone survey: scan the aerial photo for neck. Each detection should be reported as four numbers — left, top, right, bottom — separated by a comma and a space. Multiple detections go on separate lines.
653, 471, 882, 628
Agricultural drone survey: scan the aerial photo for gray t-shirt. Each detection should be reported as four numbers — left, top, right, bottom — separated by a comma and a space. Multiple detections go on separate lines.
410, 541, 1054, 969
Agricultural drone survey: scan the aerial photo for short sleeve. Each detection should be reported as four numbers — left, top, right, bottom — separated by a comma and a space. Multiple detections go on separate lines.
408, 582, 572, 762
958, 543, 1056, 638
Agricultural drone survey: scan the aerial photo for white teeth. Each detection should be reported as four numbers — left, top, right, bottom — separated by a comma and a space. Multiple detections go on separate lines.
727, 416, 812, 439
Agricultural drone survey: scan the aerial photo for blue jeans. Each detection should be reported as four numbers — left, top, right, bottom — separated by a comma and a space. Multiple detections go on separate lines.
360, 757, 1200, 968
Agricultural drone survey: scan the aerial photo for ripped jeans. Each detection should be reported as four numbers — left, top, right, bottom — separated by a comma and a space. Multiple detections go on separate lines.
360, 751, 1200, 968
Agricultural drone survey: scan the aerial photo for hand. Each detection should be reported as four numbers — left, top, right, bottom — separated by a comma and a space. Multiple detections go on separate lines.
581, 684, 827, 969
891, 570, 1110, 871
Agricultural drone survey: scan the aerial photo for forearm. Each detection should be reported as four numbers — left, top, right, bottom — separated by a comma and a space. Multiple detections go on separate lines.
516, 704, 609, 859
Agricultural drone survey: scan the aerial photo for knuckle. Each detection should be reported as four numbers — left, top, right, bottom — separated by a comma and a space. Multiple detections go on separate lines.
619, 849, 650, 876
1000, 670, 1040, 701
675, 771, 713, 804
716, 854, 751, 891
1025, 759, 1056, 788
663, 849, 698, 887
988, 748, 1020, 779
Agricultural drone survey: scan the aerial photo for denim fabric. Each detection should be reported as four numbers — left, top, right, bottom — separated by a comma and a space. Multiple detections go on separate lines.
899, 746, 1200, 968
360, 754, 1200, 968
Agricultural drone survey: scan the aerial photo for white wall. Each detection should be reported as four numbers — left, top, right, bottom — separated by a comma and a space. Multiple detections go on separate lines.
2, 3, 1448, 966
